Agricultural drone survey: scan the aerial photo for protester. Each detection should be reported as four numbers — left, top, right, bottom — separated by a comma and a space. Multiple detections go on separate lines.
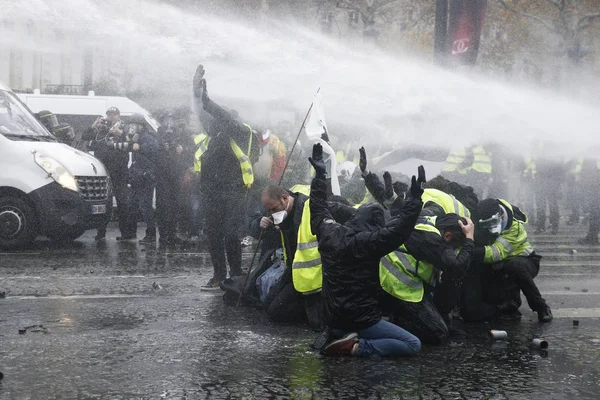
379, 213, 475, 344
193, 65, 260, 289
462, 198, 553, 322
258, 184, 355, 330
308, 143, 425, 357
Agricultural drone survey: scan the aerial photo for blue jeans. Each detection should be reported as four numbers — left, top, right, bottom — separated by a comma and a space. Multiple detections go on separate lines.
335, 320, 421, 357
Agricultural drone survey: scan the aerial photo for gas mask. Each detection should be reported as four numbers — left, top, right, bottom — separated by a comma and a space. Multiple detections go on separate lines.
478, 212, 504, 235
271, 197, 290, 225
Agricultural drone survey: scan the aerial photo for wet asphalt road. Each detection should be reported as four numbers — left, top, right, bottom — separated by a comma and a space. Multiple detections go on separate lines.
1, 224, 600, 399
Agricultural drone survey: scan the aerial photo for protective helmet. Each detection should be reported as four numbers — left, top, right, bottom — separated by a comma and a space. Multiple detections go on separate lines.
53, 123, 75, 143
37, 110, 58, 130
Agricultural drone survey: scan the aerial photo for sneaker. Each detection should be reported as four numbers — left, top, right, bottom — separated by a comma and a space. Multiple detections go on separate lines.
94, 231, 106, 241
537, 304, 553, 323
200, 277, 222, 291
241, 236, 254, 247
322, 333, 359, 357
139, 236, 156, 245
312, 328, 334, 352
116, 235, 137, 241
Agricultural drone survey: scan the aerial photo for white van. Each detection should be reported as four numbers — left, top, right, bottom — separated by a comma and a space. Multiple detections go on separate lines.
16, 91, 160, 138
0, 82, 111, 249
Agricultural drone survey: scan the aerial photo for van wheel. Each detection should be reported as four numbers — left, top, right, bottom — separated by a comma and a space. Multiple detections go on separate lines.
48, 228, 86, 243
0, 197, 38, 250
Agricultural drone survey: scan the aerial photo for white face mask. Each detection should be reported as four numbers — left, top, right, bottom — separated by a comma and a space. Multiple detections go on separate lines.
272, 198, 290, 225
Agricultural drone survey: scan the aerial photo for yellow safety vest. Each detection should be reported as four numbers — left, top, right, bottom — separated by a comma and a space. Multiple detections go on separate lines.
379, 222, 439, 303
290, 184, 311, 196
193, 133, 210, 172
470, 145, 492, 174
442, 148, 468, 174
422, 188, 470, 218
283, 200, 322, 294
192, 126, 254, 188
523, 157, 536, 179
566, 158, 583, 175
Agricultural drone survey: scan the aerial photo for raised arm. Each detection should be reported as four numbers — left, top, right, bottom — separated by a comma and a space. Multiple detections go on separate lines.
192, 65, 251, 144
309, 144, 336, 238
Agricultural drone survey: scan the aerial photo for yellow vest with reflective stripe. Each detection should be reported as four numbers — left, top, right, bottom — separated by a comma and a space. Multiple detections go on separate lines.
193, 133, 210, 172
192, 127, 254, 188
422, 188, 470, 218
442, 148, 468, 174
284, 200, 322, 294
290, 184, 311, 196
379, 222, 438, 303
470, 145, 492, 174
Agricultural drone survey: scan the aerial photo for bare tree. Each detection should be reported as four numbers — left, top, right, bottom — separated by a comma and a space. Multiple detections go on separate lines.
497, 0, 600, 63
320, 0, 402, 37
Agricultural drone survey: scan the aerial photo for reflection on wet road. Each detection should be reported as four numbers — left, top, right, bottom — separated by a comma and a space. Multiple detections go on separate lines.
1, 225, 599, 398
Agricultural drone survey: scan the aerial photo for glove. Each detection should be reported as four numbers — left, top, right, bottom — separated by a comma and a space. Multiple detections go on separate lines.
409, 175, 424, 199
383, 172, 394, 201
193, 65, 208, 101
392, 181, 408, 197
309, 143, 327, 176
359, 147, 369, 175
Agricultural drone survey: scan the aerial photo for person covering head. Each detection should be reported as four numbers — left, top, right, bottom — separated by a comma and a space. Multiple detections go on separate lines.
434, 213, 469, 249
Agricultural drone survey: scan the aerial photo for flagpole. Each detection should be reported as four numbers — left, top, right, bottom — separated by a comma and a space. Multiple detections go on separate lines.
236, 88, 319, 308
277, 87, 320, 186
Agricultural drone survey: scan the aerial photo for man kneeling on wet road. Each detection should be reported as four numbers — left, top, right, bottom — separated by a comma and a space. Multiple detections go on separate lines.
308, 143, 424, 357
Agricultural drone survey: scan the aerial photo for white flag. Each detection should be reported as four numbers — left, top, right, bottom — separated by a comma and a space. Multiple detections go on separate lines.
304, 91, 327, 141
304, 90, 340, 195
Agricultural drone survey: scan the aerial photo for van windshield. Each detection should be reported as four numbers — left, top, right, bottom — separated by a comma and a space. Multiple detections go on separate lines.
0, 90, 55, 141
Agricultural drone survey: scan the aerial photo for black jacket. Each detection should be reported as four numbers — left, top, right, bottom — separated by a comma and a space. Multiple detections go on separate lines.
254, 191, 356, 288
403, 228, 474, 277
310, 171, 423, 331
83, 122, 129, 179
194, 95, 259, 192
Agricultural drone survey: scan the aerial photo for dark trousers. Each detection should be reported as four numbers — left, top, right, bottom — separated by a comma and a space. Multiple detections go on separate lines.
383, 293, 448, 345
586, 184, 600, 238
534, 178, 560, 231
566, 176, 581, 223
205, 190, 244, 280
266, 281, 323, 331
99, 173, 136, 237
132, 181, 156, 237
461, 256, 545, 322
156, 177, 179, 241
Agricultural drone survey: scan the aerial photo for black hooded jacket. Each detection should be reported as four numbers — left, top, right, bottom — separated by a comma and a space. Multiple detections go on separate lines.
310, 171, 423, 331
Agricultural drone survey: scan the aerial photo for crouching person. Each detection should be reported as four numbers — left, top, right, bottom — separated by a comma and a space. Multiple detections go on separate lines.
308, 143, 424, 357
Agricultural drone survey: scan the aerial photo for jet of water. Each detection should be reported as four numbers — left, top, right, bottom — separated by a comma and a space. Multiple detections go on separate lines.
4, 0, 600, 158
